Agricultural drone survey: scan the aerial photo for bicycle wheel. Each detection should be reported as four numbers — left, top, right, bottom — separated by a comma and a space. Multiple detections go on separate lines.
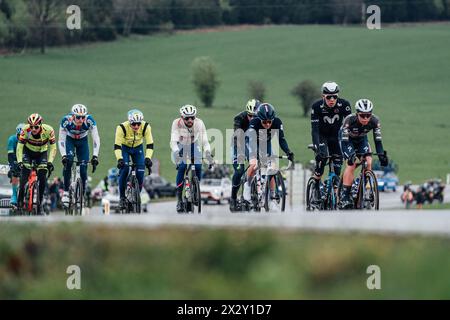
31, 182, 41, 216
192, 176, 201, 214
326, 175, 340, 210
276, 172, 287, 212
266, 173, 286, 212
132, 176, 141, 214
357, 171, 379, 210
75, 178, 83, 216
264, 176, 271, 212
22, 183, 31, 216
306, 177, 319, 211
365, 170, 379, 210
250, 178, 260, 212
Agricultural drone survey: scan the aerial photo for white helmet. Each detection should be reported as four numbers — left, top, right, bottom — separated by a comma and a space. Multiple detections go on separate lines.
72, 104, 88, 116
127, 109, 144, 123
246, 99, 260, 115
355, 99, 374, 113
180, 105, 197, 118
322, 81, 340, 95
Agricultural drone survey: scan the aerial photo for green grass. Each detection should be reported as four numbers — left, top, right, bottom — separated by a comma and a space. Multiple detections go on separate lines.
423, 202, 450, 209
1, 24, 450, 184
1, 223, 449, 299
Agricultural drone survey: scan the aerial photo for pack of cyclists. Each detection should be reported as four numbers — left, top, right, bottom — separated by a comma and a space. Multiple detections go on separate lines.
4, 80, 390, 214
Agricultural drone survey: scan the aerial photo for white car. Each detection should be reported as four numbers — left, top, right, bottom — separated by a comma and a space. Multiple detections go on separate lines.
200, 178, 232, 205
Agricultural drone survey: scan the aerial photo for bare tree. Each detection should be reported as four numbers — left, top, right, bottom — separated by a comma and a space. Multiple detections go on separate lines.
27, 0, 62, 54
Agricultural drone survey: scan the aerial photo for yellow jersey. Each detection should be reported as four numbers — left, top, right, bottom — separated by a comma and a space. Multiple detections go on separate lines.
114, 121, 154, 160
17, 124, 57, 163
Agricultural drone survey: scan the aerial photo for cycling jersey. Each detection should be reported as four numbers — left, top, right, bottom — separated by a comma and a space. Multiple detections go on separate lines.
170, 118, 211, 153
17, 124, 57, 163
7, 135, 18, 164
340, 114, 384, 157
247, 117, 291, 159
114, 121, 154, 160
233, 111, 253, 132
311, 98, 351, 147
59, 114, 100, 157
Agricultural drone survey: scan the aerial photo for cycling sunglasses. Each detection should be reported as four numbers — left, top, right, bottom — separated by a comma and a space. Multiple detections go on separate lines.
31, 125, 41, 130
325, 95, 338, 100
358, 113, 372, 119
183, 116, 196, 121
261, 120, 273, 125
247, 113, 255, 118
75, 115, 86, 120
131, 122, 142, 127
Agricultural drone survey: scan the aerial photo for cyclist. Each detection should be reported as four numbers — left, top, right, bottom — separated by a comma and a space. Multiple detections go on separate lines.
243, 103, 295, 202
170, 105, 213, 213
310, 82, 351, 203
59, 104, 101, 207
114, 109, 154, 209
17, 114, 57, 214
7, 123, 25, 208
230, 99, 260, 212
339, 99, 389, 209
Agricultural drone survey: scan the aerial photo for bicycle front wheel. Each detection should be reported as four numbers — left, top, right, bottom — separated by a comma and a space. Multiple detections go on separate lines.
325, 175, 340, 211
75, 179, 84, 216
357, 171, 379, 210
32, 182, 41, 216
132, 176, 141, 214
306, 177, 318, 211
250, 178, 261, 212
192, 176, 201, 214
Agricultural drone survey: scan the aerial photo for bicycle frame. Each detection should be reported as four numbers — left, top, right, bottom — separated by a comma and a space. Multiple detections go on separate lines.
353, 152, 381, 210
251, 155, 292, 212
26, 166, 38, 213
306, 144, 340, 210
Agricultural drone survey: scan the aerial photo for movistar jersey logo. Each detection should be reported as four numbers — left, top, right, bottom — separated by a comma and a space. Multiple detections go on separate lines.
323, 115, 340, 124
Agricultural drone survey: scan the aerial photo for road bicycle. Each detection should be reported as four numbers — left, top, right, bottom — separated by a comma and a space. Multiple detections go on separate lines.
306, 144, 340, 211
342, 152, 382, 210
121, 162, 148, 214
64, 160, 91, 216
247, 155, 293, 213
19, 161, 52, 216
179, 156, 213, 214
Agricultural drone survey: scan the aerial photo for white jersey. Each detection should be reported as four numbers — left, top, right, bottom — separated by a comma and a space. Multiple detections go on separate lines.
170, 118, 211, 153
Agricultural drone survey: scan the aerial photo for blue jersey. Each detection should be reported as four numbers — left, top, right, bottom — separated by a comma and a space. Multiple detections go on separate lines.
7, 135, 18, 166
7, 135, 18, 154
60, 114, 97, 139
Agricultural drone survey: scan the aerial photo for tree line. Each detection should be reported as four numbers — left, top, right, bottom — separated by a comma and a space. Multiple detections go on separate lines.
1, 0, 449, 53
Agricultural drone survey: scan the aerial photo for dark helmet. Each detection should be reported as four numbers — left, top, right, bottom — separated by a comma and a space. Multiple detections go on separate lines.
257, 103, 276, 121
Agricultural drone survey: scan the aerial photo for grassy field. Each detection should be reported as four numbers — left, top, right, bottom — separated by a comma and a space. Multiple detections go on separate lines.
0, 223, 449, 299
1, 24, 450, 184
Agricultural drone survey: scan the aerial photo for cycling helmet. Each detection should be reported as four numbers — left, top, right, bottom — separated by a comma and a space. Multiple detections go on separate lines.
257, 103, 276, 121
180, 105, 197, 118
27, 113, 43, 126
127, 109, 144, 124
71, 104, 88, 117
355, 99, 374, 113
16, 123, 25, 135
322, 81, 340, 95
246, 99, 260, 115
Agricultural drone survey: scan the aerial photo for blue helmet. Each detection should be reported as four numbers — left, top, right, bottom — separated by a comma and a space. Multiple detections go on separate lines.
16, 123, 25, 136
257, 103, 275, 121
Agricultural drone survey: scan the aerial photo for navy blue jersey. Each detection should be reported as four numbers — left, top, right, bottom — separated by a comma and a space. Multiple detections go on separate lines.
247, 117, 291, 156
311, 98, 352, 146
